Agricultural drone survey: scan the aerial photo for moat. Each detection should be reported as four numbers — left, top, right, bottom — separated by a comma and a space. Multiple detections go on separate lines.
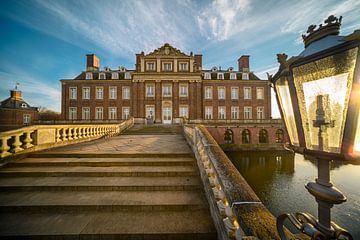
226, 150, 360, 238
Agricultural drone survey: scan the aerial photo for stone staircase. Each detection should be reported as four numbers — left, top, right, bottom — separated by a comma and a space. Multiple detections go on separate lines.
122, 124, 183, 135
0, 153, 216, 239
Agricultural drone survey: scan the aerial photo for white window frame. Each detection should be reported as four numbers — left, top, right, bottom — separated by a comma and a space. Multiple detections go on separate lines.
69, 87, 77, 100
256, 87, 264, 100
124, 72, 131, 79
231, 106, 239, 119
109, 86, 117, 99
162, 62, 172, 71
146, 84, 155, 97
69, 107, 77, 120
179, 62, 188, 71
23, 114, 31, 125
218, 106, 226, 120
179, 105, 189, 118
82, 107, 90, 120
96, 87, 103, 99
244, 87, 252, 99
231, 87, 239, 100
146, 62, 156, 71
109, 107, 117, 120
85, 72, 92, 80
205, 106, 213, 120
257, 106, 265, 119
111, 72, 119, 79
99, 72, 106, 80
242, 73, 249, 80
122, 86, 130, 100
230, 73, 237, 80
205, 86, 213, 99
95, 107, 103, 120
162, 84, 172, 97
218, 87, 226, 100
122, 107, 130, 119
204, 72, 211, 80
179, 84, 188, 97
82, 87, 90, 100
244, 106, 252, 119
217, 73, 224, 80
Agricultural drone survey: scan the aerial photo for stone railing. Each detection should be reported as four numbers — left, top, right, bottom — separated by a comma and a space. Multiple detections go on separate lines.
0, 118, 134, 159
183, 125, 293, 240
187, 119, 284, 125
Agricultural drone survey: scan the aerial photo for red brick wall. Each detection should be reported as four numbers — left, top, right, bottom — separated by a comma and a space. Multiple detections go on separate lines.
0, 108, 39, 131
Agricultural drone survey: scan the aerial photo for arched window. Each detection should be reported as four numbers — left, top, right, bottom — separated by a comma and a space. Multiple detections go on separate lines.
224, 128, 234, 144
259, 129, 268, 143
242, 129, 251, 144
276, 129, 285, 143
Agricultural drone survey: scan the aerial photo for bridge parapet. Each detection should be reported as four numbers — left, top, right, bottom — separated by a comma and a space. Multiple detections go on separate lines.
183, 125, 293, 240
0, 118, 134, 160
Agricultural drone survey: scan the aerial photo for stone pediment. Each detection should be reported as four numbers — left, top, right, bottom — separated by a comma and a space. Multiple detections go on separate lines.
146, 43, 189, 57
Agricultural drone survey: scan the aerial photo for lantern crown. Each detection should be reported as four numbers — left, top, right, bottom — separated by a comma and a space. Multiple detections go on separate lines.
302, 15, 342, 48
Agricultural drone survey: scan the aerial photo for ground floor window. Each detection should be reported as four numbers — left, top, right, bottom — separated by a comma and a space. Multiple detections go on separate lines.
23, 114, 31, 125
82, 107, 90, 120
276, 129, 285, 143
179, 105, 189, 118
205, 106, 213, 119
69, 107, 77, 120
259, 129, 268, 143
109, 107, 117, 120
242, 129, 251, 143
95, 107, 103, 120
122, 107, 130, 119
218, 106, 226, 119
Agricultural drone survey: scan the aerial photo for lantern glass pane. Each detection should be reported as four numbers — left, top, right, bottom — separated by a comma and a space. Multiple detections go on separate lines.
292, 47, 358, 153
275, 77, 299, 146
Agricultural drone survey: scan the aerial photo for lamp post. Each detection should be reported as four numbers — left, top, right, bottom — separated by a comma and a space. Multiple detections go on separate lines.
269, 15, 360, 240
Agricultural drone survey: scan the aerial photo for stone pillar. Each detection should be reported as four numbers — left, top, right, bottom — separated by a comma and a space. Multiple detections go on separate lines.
173, 80, 179, 118
132, 81, 138, 118
196, 81, 202, 120
139, 81, 145, 119
189, 81, 196, 120
155, 80, 162, 123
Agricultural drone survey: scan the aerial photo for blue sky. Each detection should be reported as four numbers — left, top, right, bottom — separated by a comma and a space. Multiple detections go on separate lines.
0, 0, 359, 117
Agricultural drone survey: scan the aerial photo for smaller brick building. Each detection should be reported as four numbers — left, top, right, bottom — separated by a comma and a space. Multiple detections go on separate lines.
0, 88, 39, 131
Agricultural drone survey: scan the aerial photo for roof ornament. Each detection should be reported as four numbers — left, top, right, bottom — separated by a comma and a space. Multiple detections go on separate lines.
15, 82, 19, 90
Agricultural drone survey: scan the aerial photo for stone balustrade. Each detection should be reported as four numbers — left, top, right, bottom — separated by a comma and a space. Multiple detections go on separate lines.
0, 118, 134, 159
183, 125, 293, 240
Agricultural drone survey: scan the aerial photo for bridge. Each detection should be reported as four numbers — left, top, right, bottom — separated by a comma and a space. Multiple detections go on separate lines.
0, 119, 291, 239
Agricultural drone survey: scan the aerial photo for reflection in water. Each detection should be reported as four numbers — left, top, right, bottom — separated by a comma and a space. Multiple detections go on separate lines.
226, 151, 360, 238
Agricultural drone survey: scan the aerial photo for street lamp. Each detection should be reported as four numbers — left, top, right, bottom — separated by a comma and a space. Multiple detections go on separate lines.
269, 15, 360, 239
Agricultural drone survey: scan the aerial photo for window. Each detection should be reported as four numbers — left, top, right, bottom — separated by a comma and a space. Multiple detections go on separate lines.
217, 73, 224, 80
205, 86, 213, 99
109, 107, 117, 120
231, 87, 239, 100
231, 106, 239, 119
82, 107, 90, 120
259, 129, 268, 143
218, 87, 225, 100
85, 72, 92, 80
256, 87, 264, 99
163, 62, 172, 71
230, 73, 237, 80
122, 107, 130, 119
23, 114, 30, 125
99, 72, 106, 80
179, 105, 189, 118
163, 84, 172, 97
21, 103, 27, 108
147, 62, 156, 71
244, 87, 251, 99
204, 72, 211, 80
96, 87, 103, 99
69, 107, 77, 120
179, 62, 188, 71
69, 87, 77, 100
205, 106, 213, 119
95, 107, 103, 120
122, 86, 130, 99
257, 106, 265, 119
242, 73, 249, 80
242, 129, 251, 143
244, 106, 252, 119
276, 129, 285, 143
111, 72, 119, 79
109, 86, 117, 99
82, 87, 90, 99
146, 84, 155, 97
218, 106, 226, 119
179, 84, 188, 97
124, 72, 131, 79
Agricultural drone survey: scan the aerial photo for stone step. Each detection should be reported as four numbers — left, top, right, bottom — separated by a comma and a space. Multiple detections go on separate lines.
0, 166, 198, 177
0, 190, 207, 213
0, 210, 217, 240
0, 176, 201, 191
28, 153, 193, 158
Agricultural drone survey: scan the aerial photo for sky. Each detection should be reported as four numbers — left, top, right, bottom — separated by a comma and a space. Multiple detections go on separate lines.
0, 0, 359, 117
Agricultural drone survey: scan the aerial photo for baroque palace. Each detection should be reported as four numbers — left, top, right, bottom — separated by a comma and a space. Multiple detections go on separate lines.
61, 43, 271, 124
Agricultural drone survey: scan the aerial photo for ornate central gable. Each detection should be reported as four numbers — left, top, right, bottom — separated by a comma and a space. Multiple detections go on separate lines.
146, 43, 189, 57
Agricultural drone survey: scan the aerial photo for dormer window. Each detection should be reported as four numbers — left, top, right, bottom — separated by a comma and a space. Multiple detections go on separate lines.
162, 62, 172, 71
217, 73, 224, 80
85, 72, 93, 80
99, 72, 106, 80
242, 73, 249, 80
21, 103, 27, 108
204, 72, 211, 80
124, 72, 131, 80
230, 73, 237, 80
111, 72, 119, 79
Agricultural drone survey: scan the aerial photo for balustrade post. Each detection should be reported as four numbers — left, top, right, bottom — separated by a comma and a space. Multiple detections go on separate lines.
12, 134, 24, 153
68, 128, 73, 140
78, 128, 83, 139
73, 128, 78, 140
56, 128, 61, 142
62, 128, 68, 141
23, 131, 34, 149
0, 137, 11, 158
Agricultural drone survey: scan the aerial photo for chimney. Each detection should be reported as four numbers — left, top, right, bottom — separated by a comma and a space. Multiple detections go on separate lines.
86, 54, 100, 71
238, 55, 250, 72
10, 89, 22, 100
194, 54, 202, 70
